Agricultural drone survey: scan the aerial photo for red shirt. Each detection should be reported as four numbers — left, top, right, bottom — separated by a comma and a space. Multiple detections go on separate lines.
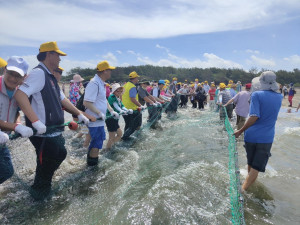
208, 88, 216, 100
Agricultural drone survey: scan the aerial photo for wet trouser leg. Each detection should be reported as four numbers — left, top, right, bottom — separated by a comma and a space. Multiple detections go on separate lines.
122, 112, 142, 139
0, 146, 14, 184
29, 135, 67, 193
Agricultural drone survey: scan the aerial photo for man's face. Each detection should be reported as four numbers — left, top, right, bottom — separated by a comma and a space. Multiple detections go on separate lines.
132, 77, 139, 84
48, 52, 61, 70
53, 70, 62, 82
4, 70, 24, 90
103, 69, 112, 81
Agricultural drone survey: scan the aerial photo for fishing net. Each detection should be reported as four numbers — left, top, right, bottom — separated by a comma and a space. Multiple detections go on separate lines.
223, 106, 246, 225
2, 101, 170, 201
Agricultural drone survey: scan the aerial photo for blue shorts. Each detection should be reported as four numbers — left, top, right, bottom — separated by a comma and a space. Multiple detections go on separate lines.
88, 126, 106, 150
244, 142, 272, 172
0, 145, 14, 184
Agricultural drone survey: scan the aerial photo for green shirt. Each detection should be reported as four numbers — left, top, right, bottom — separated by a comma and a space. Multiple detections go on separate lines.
106, 94, 124, 117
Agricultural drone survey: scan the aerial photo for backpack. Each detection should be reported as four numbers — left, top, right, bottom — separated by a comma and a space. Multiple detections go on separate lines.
76, 92, 86, 111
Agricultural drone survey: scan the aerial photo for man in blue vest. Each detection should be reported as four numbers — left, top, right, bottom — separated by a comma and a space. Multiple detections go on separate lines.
15, 41, 89, 200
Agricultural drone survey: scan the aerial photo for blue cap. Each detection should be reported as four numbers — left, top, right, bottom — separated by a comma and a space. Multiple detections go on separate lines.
6, 56, 29, 77
158, 80, 165, 85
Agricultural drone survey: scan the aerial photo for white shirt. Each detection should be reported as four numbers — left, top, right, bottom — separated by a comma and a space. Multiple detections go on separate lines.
18, 62, 65, 137
18, 63, 65, 123
84, 74, 107, 127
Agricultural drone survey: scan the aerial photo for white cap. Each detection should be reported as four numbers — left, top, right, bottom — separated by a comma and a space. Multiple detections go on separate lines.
6, 56, 29, 77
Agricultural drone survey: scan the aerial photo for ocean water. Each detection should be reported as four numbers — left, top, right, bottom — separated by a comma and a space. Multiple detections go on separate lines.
0, 106, 299, 224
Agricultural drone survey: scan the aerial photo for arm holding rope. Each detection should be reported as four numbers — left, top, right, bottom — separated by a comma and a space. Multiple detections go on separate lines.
234, 116, 258, 138
14, 90, 46, 134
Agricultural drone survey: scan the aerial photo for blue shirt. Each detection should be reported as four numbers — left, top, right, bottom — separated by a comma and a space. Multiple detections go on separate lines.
129, 86, 138, 98
244, 90, 282, 143
6, 89, 14, 99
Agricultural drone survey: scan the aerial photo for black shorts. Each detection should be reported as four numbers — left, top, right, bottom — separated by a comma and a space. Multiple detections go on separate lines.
105, 117, 120, 132
244, 142, 272, 172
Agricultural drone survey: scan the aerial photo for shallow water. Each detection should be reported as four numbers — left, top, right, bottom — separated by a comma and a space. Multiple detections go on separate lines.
0, 106, 299, 224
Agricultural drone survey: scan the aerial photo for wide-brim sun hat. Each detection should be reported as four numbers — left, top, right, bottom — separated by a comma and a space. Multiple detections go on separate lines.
71, 74, 84, 83
111, 83, 124, 94
251, 71, 279, 92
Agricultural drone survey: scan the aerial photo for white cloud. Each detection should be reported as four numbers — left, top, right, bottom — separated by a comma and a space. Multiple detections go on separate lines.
0, 0, 299, 46
283, 55, 300, 64
101, 52, 118, 65
116, 50, 122, 54
246, 49, 260, 54
246, 55, 276, 68
137, 47, 242, 69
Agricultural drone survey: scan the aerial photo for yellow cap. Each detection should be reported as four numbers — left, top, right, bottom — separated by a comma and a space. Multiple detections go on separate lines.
219, 83, 226, 89
106, 83, 110, 87
205, 81, 208, 83
191, 84, 195, 87
227, 84, 232, 88
229, 80, 233, 83
173, 77, 177, 81
39, 41, 67, 56
58, 66, 64, 71
129, 71, 140, 78
165, 79, 170, 83
195, 78, 199, 82
97, 60, 115, 71
0, 57, 7, 68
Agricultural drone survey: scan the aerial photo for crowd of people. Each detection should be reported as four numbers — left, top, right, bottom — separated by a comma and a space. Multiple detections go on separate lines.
0, 41, 289, 200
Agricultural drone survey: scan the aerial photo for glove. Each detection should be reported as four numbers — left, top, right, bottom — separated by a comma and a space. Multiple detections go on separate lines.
127, 109, 134, 114
0, 130, 9, 144
156, 102, 162, 107
32, 120, 47, 134
78, 114, 89, 125
111, 111, 120, 119
119, 110, 127, 115
141, 105, 147, 110
152, 103, 158, 107
98, 112, 106, 120
15, 124, 33, 138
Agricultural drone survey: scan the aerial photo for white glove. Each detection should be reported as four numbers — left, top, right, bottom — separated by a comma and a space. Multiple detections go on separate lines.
119, 110, 127, 115
15, 124, 33, 138
32, 120, 47, 134
156, 102, 162, 107
111, 111, 120, 119
0, 130, 9, 144
141, 105, 147, 110
78, 114, 89, 125
152, 103, 158, 107
127, 109, 134, 114
98, 112, 106, 120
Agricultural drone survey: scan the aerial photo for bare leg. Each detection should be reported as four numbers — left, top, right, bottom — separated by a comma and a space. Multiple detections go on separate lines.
247, 165, 252, 173
89, 148, 99, 158
114, 128, 123, 143
106, 132, 116, 150
242, 167, 259, 191
83, 133, 91, 148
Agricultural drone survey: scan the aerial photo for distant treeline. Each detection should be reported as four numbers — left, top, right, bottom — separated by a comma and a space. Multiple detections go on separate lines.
62, 65, 300, 86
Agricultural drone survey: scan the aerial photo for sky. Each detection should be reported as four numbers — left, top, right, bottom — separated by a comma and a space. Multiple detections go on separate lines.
0, 0, 300, 74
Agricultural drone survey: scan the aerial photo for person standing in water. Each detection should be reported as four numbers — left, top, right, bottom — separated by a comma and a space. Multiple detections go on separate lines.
234, 71, 282, 192
83, 61, 119, 166
15, 41, 89, 200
